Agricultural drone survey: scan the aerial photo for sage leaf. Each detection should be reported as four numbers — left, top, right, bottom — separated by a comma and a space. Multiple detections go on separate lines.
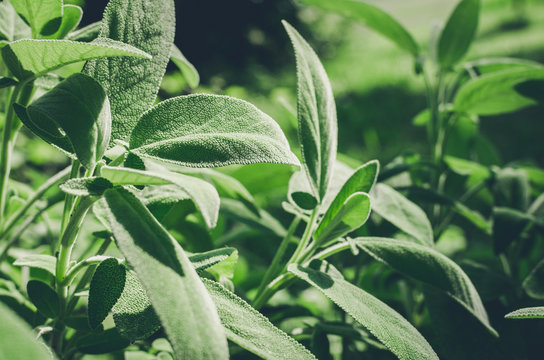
103, 187, 229, 359
100, 165, 220, 228
355, 237, 497, 336
13, 254, 56, 276
130, 94, 299, 168
59, 177, 113, 196
17, 73, 111, 170
454, 68, 544, 115
221, 198, 287, 238
43, 4, 83, 40
0, 1, 31, 42
283, 21, 337, 201
465, 57, 543, 75
437, 0, 480, 69
67, 21, 101, 42
288, 170, 318, 210
371, 183, 433, 246
0, 302, 54, 359
289, 260, 438, 360
10, 0, 61, 37
189, 248, 237, 273
2, 38, 150, 81
203, 279, 317, 360
492, 207, 533, 254
76, 328, 130, 354
27, 280, 59, 319
83, 0, 176, 142
171, 44, 199, 88
300, 0, 419, 57
88, 258, 126, 329
522, 258, 544, 300
505, 307, 544, 319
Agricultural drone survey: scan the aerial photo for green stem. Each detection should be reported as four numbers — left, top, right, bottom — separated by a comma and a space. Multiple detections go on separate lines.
63, 256, 109, 287
288, 209, 319, 265
253, 272, 295, 310
60, 160, 81, 234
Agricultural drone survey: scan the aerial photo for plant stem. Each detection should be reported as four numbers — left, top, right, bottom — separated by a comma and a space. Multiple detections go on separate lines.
60, 160, 81, 234
288, 209, 318, 265
253, 272, 295, 310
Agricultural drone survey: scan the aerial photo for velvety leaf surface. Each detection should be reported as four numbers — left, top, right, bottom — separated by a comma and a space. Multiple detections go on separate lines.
171, 44, 199, 88
27, 280, 59, 319
10, 0, 61, 36
13, 254, 56, 276
2, 38, 150, 80
88, 258, 126, 329
437, 0, 480, 69
0, 302, 54, 359
83, 0, 175, 142
189, 248, 237, 273
505, 307, 544, 319
103, 188, 228, 359
371, 183, 434, 246
301, 0, 419, 56
203, 279, 317, 360
283, 21, 337, 201
0, 1, 31, 41
289, 260, 438, 360
355, 237, 496, 335
130, 94, 299, 168
59, 177, 113, 196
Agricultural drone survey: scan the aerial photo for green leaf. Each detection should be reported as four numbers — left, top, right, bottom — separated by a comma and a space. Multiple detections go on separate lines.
355, 237, 497, 336
59, 177, 113, 196
0, 1, 31, 41
100, 164, 220, 228
220, 198, 287, 238
43, 4, 83, 40
444, 155, 490, 180
454, 68, 544, 115
88, 258, 126, 329
189, 248, 237, 273
371, 183, 433, 246
289, 260, 438, 360
523, 258, 544, 300
171, 44, 199, 88
112, 270, 161, 341
465, 57, 543, 75
300, 0, 419, 57
492, 207, 533, 254
493, 168, 530, 210
437, 0, 480, 69
103, 187, 228, 359
67, 21, 101, 42
83, 0, 176, 142
435, 225, 467, 257
203, 279, 317, 360
0, 302, 54, 359
2, 38, 150, 81
505, 307, 544, 319
17, 73, 111, 169
0, 76, 17, 88
288, 170, 318, 210
315, 160, 378, 241
26, 280, 59, 319
129, 94, 299, 168
13, 254, 56, 276
10, 0, 61, 36
76, 328, 130, 354
283, 21, 337, 201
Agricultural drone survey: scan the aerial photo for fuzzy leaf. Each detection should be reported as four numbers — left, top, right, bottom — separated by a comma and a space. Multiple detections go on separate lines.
189, 248, 237, 273
203, 279, 317, 360
289, 260, 438, 360
288, 170, 318, 210
88, 258, 126, 329
103, 188, 228, 359
83, 0, 175, 142
171, 44, 199, 88
283, 21, 337, 201
10, 0, 61, 36
13, 254, 56, 276
27, 280, 59, 319
505, 307, 544, 319
437, 0, 480, 69
59, 177, 113, 196
130, 94, 299, 168
300, 0, 419, 57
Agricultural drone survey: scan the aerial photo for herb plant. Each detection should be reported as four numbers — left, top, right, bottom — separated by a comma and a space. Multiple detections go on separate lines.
0, 0, 543, 359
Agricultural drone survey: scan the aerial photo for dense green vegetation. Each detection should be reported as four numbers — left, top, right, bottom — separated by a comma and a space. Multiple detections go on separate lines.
0, 0, 543, 359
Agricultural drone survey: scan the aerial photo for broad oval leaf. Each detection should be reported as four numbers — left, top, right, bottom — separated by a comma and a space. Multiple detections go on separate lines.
27, 280, 59, 319
300, 0, 419, 57
454, 68, 544, 115
10, 0, 61, 36
1, 38, 150, 81
354, 237, 497, 336
203, 279, 317, 360
83, 0, 176, 142
103, 187, 229, 359
0, 302, 54, 359
88, 258, 126, 329
130, 94, 299, 168
371, 183, 433, 246
437, 0, 480, 69
13, 254, 56, 276
171, 44, 199, 88
17, 73, 111, 169
505, 307, 544, 319
289, 260, 438, 360
523, 258, 544, 300
283, 21, 337, 201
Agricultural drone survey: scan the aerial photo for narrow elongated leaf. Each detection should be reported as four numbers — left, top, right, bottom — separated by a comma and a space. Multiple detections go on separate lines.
283, 21, 337, 201
454, 68, 544, 115
171, 44, 199, 88
0, 1, 31, 41
17, 73, 111, 169
189, 248, 236, 273
2, 38, 150, 81
27, 280, 59, 319
465, 57, 543, 75
289, 260, 438, 360
371, 183, 433, 246
315, 160, 378, 240
300, 0, 418, 56
523, 258, 544, 300
203, 279, 316, 360
13, 254, 56, 276
43, 5, 83, 40
0, 302, 53, 359
100, 165, 220, 228
103, 188, 228, 359
83, 0, 175, 142
10, 0, 61, 36
88, 258, 126, 329
130, 94, 299, 168
60, 177, 113, 196
505, 307, 544, 319
354, 237, 496, 335
437, 0, 480, 69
